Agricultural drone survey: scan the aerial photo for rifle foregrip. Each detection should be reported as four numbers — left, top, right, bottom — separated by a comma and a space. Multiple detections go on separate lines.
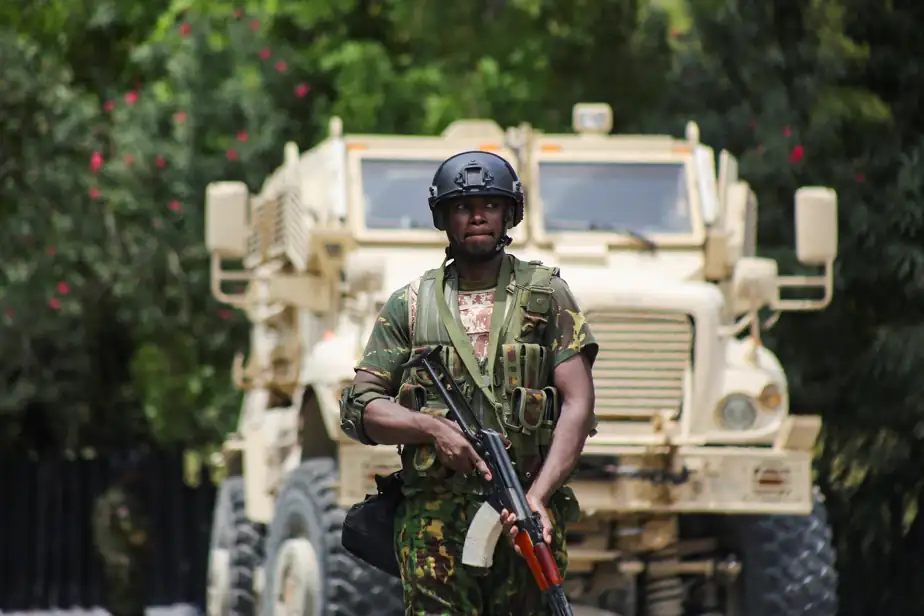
515, 532, 550, 591
533, 543, 563, 585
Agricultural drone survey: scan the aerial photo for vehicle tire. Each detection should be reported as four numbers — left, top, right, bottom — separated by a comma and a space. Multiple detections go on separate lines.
261, 457, 404, 616
727, 487, 838, 616
207, 476, 266, 616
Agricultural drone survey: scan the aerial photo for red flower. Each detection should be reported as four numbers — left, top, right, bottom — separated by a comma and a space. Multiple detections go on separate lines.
174, 111, 187, 123
226, 148, 238, 161
155, 156, 166, 168
48, 298, 61, 310
249, 19, 260, 31
783, 126, 792, 137
88, 187, 101, 199
274, 60, 287, 72
124, 91, 138, 105
219, 309, 233, 320
233, 8, 243, 18
179, 23, 191, 37
57, 282, 70, 295
47, 247, 56, 256
788, 144, 805, 164
169, 200, 182, 212
295, 83, 311, 98
236, 130, 248, 142
259, 48, 271, 60
124, 154, 135, 166
104, 100, 115, 113
856, 173, 865, 183
90, 152, 104, 173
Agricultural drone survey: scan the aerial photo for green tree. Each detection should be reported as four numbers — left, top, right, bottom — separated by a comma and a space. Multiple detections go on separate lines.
0, 10, 318, 451
0, 0, 174, 93
0, 30, 122, 451
662, 1, 923, 613
2, 0, 676, 454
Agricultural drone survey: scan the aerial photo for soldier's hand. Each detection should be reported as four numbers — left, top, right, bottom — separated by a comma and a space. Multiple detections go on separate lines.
431, 418, 492, 481
501, 492, 553, 557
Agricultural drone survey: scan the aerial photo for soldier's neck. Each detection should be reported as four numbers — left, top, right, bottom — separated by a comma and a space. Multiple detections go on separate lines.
455, 251, 505, 289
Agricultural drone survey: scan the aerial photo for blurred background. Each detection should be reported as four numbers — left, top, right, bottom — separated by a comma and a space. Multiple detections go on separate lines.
1, 0, 923, 614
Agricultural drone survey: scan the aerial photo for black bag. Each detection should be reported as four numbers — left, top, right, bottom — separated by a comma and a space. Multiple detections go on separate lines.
341, 471, 404, 578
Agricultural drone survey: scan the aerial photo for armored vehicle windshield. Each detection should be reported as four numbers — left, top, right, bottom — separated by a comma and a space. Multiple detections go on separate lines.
360, 158, 442, 230
537, 160, 693, 235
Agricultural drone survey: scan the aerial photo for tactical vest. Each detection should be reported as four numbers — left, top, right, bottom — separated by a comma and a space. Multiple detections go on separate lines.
395, 255, 562, 497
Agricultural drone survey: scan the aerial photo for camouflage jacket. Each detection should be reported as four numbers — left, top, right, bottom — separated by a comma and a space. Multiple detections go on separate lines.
355, 254, 599, 495
92, 486, 150, 567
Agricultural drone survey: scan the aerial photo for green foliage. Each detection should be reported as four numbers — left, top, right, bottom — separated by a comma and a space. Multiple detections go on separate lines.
0, 9, 321, 451
0, 31, 119, 448
5, 0, 924, 608
1, 0, 674, 454
661, 1, 924, 612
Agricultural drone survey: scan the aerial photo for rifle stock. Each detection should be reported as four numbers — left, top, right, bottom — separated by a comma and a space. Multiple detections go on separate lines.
401, 345, 574, 616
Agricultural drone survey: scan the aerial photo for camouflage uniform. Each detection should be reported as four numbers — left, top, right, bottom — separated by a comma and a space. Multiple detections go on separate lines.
92, 477, 150, 616
356, 263, 598, 615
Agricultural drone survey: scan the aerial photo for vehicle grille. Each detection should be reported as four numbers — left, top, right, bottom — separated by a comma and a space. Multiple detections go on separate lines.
586, 309, 694, 420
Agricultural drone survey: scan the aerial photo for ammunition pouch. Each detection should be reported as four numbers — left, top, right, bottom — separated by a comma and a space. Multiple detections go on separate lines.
508, 387, 547, 434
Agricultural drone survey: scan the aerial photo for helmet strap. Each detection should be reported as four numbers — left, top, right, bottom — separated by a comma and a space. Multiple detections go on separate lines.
494, 234, 512, 253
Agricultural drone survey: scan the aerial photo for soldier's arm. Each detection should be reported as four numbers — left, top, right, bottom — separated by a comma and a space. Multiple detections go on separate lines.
528, 276, 598, 502
340, 285, 445, 447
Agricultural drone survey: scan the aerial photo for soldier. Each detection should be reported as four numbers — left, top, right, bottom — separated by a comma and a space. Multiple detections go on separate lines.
92, 454, 151, 616
340, 150, 599, 615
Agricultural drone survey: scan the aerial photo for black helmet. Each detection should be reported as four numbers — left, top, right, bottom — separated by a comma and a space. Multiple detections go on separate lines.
427, 150, 524, 231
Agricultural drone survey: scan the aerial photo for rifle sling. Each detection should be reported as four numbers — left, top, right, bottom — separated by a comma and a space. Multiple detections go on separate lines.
434, 255, 512, 434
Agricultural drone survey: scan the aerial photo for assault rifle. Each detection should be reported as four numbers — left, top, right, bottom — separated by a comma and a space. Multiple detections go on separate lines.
402, 345, 574, 616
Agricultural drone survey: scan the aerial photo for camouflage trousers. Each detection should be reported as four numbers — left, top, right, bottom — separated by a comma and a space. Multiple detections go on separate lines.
393, 491, 569, 616
101, 562, 147, 616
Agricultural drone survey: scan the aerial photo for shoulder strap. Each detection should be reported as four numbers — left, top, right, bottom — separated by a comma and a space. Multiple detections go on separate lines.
434, 256, 513, 425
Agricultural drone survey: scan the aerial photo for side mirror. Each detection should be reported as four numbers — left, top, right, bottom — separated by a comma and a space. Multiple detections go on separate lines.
794, 187, 838, 266
206, 181, 249, 258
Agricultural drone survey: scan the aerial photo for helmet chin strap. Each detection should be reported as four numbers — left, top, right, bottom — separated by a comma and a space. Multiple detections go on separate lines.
494, 233, 512, 252
495, 209, 514, 252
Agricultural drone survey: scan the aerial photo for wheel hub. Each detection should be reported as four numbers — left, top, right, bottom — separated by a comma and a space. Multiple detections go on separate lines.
272, 538, 322, 616
207, 548, 231, 616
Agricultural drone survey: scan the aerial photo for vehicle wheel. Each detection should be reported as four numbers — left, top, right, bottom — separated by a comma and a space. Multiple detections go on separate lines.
261, 458, 404, 616
207, 476, 266, 616
726, 488, 838, 616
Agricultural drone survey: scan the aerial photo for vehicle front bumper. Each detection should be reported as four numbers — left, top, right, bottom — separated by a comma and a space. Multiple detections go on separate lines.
571, 445, 815, 516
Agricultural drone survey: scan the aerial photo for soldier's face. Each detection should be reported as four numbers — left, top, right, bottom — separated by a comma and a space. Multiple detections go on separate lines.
445, 196, 511, 263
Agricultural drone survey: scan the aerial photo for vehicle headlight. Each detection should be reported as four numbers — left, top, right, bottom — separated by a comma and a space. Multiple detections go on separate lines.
717, 394, 758, 430
758, 383, 784, 411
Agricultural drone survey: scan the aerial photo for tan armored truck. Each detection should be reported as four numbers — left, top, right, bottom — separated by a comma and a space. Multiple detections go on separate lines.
505, 103, 839, 616
203, 104, 839, 616
203, 116, 523, 616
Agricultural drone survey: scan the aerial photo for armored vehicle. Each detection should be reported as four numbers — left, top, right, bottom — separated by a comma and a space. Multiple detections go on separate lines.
203, 104, 839, 616
507, 104, 839, 616
203, 116, 522, 616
